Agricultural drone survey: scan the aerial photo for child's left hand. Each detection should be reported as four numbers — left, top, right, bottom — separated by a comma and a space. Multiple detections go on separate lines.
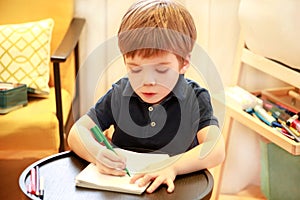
129, 167, 177, 193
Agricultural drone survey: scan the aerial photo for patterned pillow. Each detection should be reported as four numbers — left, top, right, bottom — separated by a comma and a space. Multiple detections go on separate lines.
0, 18, 54, 95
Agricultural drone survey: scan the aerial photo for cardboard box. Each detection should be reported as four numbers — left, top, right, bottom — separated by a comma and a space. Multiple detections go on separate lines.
0, 83, 28, 114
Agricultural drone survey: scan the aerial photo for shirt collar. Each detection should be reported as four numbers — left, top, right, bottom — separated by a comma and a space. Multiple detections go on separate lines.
122, 79, 136, 97
172, 74, 187, 101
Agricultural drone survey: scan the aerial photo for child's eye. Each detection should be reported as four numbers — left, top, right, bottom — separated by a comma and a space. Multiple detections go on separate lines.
156, 67, 169, 73
130, 67, 142, 73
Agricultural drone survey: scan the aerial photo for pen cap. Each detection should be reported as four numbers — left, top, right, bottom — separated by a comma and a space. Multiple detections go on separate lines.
287, 119, 300, 132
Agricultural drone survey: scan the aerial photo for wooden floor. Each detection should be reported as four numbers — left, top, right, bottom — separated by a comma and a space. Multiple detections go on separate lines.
208, 166, 267, 200
219, 185, 266, 200
0, 157, 40, 199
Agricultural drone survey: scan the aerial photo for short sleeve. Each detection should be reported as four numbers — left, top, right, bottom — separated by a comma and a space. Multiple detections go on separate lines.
196, 89, 219, 131
87, 89, 115, 131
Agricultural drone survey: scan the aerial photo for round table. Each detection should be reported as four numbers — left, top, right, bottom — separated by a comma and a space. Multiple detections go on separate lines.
19, 151, 213, 200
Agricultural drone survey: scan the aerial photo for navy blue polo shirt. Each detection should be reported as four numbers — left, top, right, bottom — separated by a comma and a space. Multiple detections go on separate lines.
88, 75, 218, 156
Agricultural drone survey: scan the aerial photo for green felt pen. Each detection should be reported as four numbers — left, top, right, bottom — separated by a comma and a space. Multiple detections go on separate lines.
90, 125, 131, 177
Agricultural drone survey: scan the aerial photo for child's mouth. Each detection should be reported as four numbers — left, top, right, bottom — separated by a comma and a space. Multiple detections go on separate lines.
142, 92, 156, 98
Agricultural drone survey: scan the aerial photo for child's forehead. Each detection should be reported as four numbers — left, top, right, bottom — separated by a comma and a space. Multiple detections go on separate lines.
125, 49, 169, 58
118, 27, 194, 60
125, 51, 177, 62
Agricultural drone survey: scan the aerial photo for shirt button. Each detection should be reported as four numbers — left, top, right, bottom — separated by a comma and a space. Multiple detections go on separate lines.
150, 121, 156, 127
148, 106, 153, 111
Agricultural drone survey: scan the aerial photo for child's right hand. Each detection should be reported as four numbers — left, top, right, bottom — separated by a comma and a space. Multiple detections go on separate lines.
95, 148, 127, 176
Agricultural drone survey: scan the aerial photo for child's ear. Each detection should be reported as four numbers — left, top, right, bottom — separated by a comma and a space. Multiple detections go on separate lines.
179, 54, 191, 74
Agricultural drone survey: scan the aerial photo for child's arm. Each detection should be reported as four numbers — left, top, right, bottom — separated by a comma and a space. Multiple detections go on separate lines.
68, 114, 102, 163
67, 115, 127, 176
130, 125, 225, 193
175, 125, 225, 174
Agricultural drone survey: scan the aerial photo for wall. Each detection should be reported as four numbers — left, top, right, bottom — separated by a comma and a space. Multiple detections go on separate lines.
74, 0, 262, 194
74, 0, 240, 117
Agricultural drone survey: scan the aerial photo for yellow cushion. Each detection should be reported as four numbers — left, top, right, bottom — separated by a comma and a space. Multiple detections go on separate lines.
0, 88, 71, 152
0, 18, 54, 95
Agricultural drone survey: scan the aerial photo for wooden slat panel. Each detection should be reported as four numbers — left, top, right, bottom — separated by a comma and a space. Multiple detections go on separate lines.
241, 48, 300, 88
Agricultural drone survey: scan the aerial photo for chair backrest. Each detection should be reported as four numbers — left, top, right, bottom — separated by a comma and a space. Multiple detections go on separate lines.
0, 0, 75, 94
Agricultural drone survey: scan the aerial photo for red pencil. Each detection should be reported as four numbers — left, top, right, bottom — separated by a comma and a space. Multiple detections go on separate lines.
30, 167, 36, 195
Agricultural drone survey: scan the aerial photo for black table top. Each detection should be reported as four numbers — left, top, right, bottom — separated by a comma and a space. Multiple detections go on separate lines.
19, 151, 213, 200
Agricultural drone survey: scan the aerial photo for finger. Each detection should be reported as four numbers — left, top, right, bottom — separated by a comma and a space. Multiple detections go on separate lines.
102, 155, 126, 169
166, 179, 175, 193
138, 174, 155, 187
102, 149, 125, 162
114, 149, 127, 163
96, 161, 126, 176
104, 150, 128, 169
129, 173, 145, 184
146, 176, 164, 193
107, 168, 127, 176
98, 150, 126, 169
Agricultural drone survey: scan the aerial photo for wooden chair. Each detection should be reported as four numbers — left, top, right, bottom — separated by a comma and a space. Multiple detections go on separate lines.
0, 0, 85, 158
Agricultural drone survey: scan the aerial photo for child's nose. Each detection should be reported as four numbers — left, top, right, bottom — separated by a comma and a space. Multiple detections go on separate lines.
142, 69, 156, 86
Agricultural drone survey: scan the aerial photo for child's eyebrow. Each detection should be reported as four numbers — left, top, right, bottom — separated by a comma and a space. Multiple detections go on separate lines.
126, 62, 140, 66
126, 61, 172, 66
156, 62, 172, 66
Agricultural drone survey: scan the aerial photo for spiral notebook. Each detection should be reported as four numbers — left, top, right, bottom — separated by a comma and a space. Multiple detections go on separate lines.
75, 149, 169, 195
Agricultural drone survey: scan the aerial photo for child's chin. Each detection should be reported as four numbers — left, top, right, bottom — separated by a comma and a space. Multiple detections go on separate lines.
142, 97, 163, 104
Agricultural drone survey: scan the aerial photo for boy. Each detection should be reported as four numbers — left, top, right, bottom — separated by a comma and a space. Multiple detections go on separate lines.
68, 0, 225, 194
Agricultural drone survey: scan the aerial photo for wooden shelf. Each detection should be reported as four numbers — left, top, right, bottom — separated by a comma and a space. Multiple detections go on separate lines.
220, 43, 300, 155
225, 97, 300, 155
232, 47, 300, 155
